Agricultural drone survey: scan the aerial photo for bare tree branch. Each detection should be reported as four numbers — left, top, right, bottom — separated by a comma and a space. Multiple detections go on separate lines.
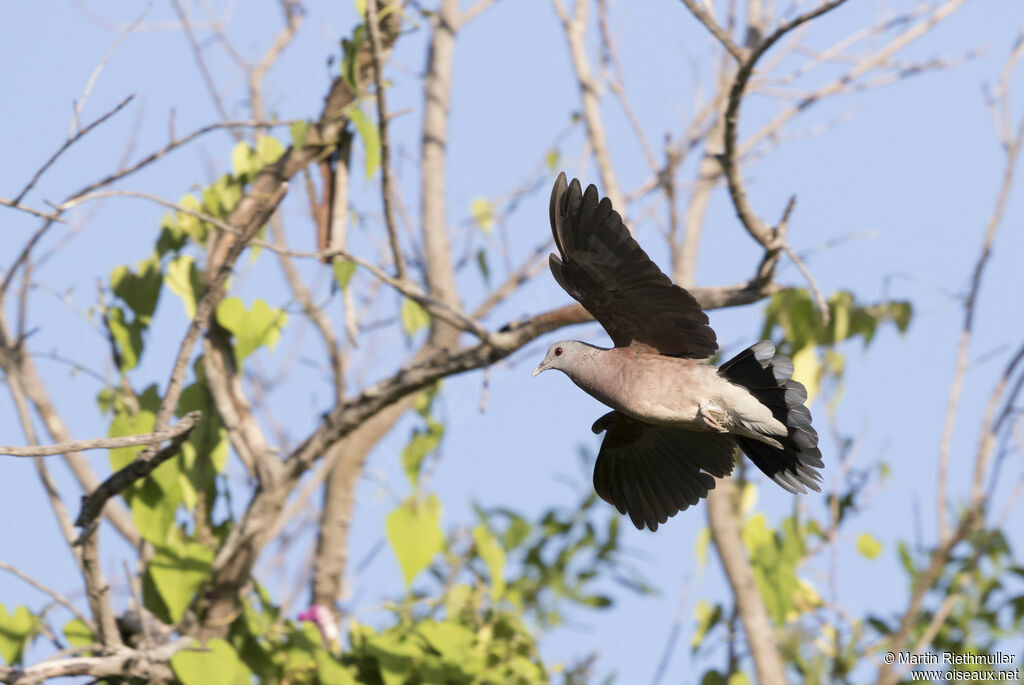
678, 0, 745, 61
0, 561, 94, 634
74, 411, 201, 530
552, 0, 623, 209
365, 0, 408, 281
937, 39, 1024, 541
11, 94, 134, 207
706, 480, 786, 685
0, 199, 66, 223
0, 411, 201, 457
0, 639, 186, 685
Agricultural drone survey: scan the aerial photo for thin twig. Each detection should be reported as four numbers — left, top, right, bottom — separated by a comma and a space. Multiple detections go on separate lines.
0, 561, 96, 634
0, 198, 66, 223
63, 189, 491, 342
169, 0, 237, 136
70, 7, 148, 135
74, 411, 201, 529
678, 0, 745, 61
0, 413, 200, 457
12, 94, 135, 206
936, 52, 1024, 541
365, 0, 408, 280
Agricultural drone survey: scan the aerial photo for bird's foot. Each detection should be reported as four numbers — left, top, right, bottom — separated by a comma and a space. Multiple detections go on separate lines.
699, 402, 729, 433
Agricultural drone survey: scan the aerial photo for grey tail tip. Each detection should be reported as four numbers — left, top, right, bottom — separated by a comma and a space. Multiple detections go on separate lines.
718, 340, 824, 493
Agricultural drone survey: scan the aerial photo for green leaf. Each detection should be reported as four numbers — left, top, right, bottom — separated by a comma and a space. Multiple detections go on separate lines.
332, 259, 357, 291
545, 149, 560, 173
473, 525, 506, 599
400, 298, 430, 337
691, 600, 722, 650
740, 482, 758, 514
791, 345, 821, 405
177, 194, 210, 243
131, 477, 182, 545
695, 526, 711, 568
0, 605, 37, 665
315, 650, 357, 685
166, 255, 202, 320
256, 136, 285, 167
157, 212, 188, 256
232, 142, 258, 179
856, 532, 882, 560
354, 0, 367, 18
728, 673, 751, 685
470, 197, 493, 233
106, 306, 143, 371
62, 618, 95, 647
898, 541, 917, 579
108, 386, 158, 471
701, 671, 726, 685
150, 537, 215, 623
475, 249, 490, 284
348, 107, 381, 180
178, 381, 227, 511
171, 638, 244, 685
417, 619, 475, 658
203, 175, 242, 220
340, 26, 366, 94
111, 256, 162, 324
215, 297, 289, 367
401, 419, 443, 486
890, 301, 912, 333
503, 515, 531, 550
290, 120, 309, 151
386, 495, 444, 586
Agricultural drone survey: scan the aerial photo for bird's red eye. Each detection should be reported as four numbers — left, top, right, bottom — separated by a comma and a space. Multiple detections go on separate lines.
554, 347, 563, 357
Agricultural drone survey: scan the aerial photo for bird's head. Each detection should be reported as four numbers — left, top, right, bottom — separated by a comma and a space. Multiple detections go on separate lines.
532, 340, 591, 377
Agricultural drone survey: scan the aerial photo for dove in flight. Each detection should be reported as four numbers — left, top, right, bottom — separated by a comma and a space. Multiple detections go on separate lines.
533, 173, 823, 530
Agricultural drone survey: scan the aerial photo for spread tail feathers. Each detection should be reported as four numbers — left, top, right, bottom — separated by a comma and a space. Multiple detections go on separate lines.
719, 341, 824, 493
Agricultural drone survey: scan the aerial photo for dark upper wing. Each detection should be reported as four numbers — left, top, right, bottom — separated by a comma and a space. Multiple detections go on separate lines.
548, 172, 718, 358
591, 411, 738, 531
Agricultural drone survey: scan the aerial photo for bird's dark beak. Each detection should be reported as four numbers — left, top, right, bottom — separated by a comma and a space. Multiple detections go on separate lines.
532, 360, 549, 377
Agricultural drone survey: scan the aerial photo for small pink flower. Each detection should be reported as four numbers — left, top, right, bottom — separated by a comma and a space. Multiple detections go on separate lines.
298, 604, 340, 649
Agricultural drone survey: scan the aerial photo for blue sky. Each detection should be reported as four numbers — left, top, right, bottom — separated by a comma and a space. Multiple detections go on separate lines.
2, 1, 1023, 681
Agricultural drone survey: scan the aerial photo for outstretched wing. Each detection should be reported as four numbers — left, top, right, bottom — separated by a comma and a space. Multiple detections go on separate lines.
591, 411, 738, 531
548, 172, 718, 358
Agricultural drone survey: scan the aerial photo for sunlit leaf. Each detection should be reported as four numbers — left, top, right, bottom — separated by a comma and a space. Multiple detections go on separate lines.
62, 618, 94, 648
106, 306, 143, 371
332, 259, 357, 291
695, 526, 711, 569
387, 495, 443, 586
256, 136, 285, 167
165, 255, 202, 320
473, 525, 506, 599
400, 298, 430, 337
290, 120, 310, 151
856, 532, 882, 560
111, 256, 162, 324
215, 297, 289, 367
150, 537, 215, 623
545, 149, 560, 173
232, 142, 257, 179
348, 107, 381, 180
177, 194, 209, 243
470, 197, 493, 233
691, 600, 721, 650
171, 638, 244, 685
0, 605, 37, 665
401, 419, 443, 486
